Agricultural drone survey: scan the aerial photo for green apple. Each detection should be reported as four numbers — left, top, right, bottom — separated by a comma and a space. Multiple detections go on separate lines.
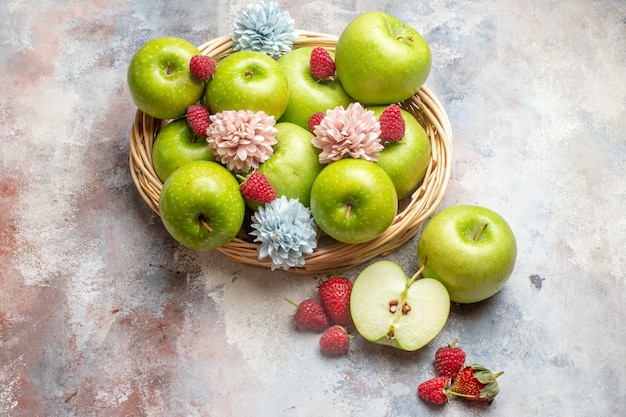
204, 50, 290, 119
417, 205, 517, 304
370, 106, 431, 199
159, 160, 245, 250
151, 119, 216, 182
335, 11, 432, 105
277, 47, 354, 129
127, 37, 205, 120
250, 122, 323, 210
350, 260, 450, 351
310, 158, 397, 244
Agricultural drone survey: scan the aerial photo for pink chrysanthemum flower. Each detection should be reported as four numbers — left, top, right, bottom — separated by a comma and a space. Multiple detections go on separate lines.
206, 110, 278, 172
312, 102, 383, 164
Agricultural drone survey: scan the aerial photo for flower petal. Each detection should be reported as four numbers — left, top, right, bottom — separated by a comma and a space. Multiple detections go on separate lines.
250, 196, 318, 270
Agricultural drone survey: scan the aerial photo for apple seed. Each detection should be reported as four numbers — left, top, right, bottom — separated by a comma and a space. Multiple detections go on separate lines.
389, 299, 398, 313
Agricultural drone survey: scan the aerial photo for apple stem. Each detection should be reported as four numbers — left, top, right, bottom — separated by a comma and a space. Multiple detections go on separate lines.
344, 204, 352, 220
473, 222, 489, 241
166, 61, 173, 76
408, 264, 426, 286
199, 216, 213, 233
396, 34, 414, 42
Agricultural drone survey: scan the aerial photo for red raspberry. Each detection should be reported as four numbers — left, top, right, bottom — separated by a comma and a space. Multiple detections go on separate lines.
319, 325, 350, 356
307, 112, 325, 133
318, 275, 353, 327
288, 298, 329, 332
379, 104, 405, 141
309, 47, 336, 81
240, 171, 276, 203
189, 55, 216, 81
435, 338, 466, 379
186, 104, 211, 137
417, 376, 451, 405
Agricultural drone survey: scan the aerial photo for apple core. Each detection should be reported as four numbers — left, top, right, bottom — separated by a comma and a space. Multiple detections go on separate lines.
350, 261, 450, 351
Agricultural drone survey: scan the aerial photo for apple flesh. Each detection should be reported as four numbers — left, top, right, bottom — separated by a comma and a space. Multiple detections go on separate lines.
370, 106, 431, 200
159, 160, 245, 250
277, 47, 354, 129
310, 158, 397, 244
152, 119, 215, 182
350, 260, 450, 351
204, 50, 290, 120
417, 205, 517, 303
127, 37, 205, 120
335, 11, 432, 105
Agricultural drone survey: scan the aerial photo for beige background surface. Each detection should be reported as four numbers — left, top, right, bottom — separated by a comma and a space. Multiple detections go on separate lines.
1, 1, 624, 415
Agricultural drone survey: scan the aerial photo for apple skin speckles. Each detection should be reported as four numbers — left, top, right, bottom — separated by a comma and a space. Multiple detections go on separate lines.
204, 50, 289, 120
158, 161, 245, 251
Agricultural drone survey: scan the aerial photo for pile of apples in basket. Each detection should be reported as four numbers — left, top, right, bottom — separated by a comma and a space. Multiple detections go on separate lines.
128, 2, 516, 405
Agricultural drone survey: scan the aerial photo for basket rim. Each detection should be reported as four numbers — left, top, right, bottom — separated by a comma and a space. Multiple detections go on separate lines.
129, 31, 453, 275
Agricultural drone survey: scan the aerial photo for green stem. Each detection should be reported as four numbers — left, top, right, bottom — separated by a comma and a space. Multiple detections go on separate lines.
284, 298, 298, 308
406, 264, 426, 287
473, 222, 489, 241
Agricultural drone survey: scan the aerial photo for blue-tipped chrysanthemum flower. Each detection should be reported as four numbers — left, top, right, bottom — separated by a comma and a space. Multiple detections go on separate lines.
232, 1, 298, 58
250, 196, 318, 270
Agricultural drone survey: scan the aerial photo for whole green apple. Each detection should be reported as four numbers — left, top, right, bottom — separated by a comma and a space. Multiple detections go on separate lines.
335, 11, 432, 105
204, 50, 290, 120
310, 158, 397, 244
370, 106, 431, 199
250, 122, 323, 210
350, 260, 450, 351
127, 37, 205, 120
277, 47, 354, 129
152, 119, 216, 182
159, 160, 245, 250
417, 205, 517, 303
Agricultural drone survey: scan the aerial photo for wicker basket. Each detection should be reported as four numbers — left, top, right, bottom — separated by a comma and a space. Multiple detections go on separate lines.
129, 30, 453, 275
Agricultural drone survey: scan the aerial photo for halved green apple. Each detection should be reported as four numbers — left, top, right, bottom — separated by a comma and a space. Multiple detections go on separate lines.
350, 260, 450, 351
